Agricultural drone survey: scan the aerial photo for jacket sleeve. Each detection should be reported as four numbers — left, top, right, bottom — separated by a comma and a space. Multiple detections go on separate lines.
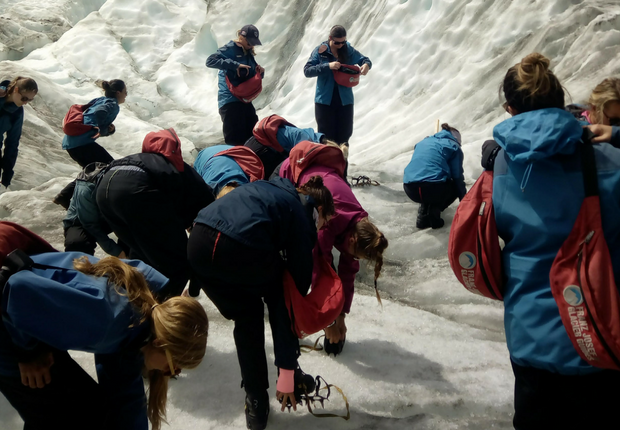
449, 147, 467, 200
84, 100, 119, 137
75, 183, 123, 257
284, 210, 316, 297
304, 46, 330, 78
610, 126, 620, 148
1, 110, 22, 187
206, 45, 240, 71
349, 44, 372, 68
181, 164, 215, 229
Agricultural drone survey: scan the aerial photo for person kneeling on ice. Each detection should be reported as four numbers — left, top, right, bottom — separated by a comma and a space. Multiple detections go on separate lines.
244, 114, 328, 179
62, 162, 127, 258
187, 176, 335, 430
96, 128, 214, 298
193, 144, 264, 198
277, 141, 388, 356
0, 222, 208, 430
403, 124, 467, 229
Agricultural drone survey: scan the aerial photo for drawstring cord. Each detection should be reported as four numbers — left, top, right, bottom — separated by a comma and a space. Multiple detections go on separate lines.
520, 164, 533, 192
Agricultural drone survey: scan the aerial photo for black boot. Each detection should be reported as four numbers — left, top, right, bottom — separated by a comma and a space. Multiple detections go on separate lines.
294, 366, 316, 397
53, 181, 76, 210
429, 206, 445, 229
324, 336, 346, 356
245, 390, 269, 430
416, 204, 431, 229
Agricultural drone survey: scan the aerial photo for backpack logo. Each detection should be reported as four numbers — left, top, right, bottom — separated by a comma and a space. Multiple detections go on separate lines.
459, 252, 476, 269
563, 285, 584, 306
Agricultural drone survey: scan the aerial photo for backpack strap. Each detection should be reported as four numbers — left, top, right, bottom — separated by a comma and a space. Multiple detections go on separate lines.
580, 129, 598, 197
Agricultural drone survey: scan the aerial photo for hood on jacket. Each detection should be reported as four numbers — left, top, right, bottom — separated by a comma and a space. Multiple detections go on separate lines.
76, 162, 109, 183
253, 114, 295, 152
142, 128, 185, 172
288, 141, 346, 183
493, 108, 583, 164
215, 146, 265, 182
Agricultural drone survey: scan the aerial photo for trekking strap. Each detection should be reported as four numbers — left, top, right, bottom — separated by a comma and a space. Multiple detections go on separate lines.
351, 175, 380, 187
301, 375, 351, 420
300, 335, 325, 353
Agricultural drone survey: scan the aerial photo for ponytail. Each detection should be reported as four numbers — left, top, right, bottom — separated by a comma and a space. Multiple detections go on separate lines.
297, 175, 335, 218
352, 218, 389, 305
73, 257, 208, 430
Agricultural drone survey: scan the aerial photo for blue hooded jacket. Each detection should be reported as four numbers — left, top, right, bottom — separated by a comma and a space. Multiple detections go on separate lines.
194, 144, 250, 196
403, 129, 467, 199
276, 124, 324, 153
303, 41, 371, 106
492, 108, 620, 375
62, 97, 120, 150
206, 41, 260, 109
0, 81, 24, 187
0, 252, 169, 429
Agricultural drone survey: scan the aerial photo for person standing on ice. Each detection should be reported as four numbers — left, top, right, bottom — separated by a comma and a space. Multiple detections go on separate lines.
489, 53, 620, 429
277, 141, 388, 356
402, 124, 467, 229
0, 77, 38, 191
206, 25, 265, 145
96, 128, 214, 299
304, 25, 371, 153
53, 79, 127, 209
187, 176, 334, 430
0, 227, 208, 430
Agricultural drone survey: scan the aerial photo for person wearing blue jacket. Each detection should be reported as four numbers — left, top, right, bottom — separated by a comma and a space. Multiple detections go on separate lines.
304, 25, 371, 146
0, 77, 38, 190
0, 249, 208, 430
403, 124, 466, 229
245, 121, 326, 178
187, 176, 335, 430
53, 79, 127, 209
206, 25, 265, 145
62, 162, 126, 257
194, 144, 252, 197
491, 53, 620, 429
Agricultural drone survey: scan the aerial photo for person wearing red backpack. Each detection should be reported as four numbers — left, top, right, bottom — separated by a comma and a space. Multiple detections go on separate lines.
53, 79, 127, 209
187, 176, 334, 430
0, 77, 38, 191
490, 53, 620, 429
206, 25, 265, 146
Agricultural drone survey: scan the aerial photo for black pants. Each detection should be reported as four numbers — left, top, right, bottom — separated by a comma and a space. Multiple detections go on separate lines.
187, 223, 299, 394
219, 102, 258, 146
403, 181, 458, 212
315, 87, 354, 144
64, 224, 97, 255
55, 143, 115, 209
0, 351, 106, 430
96, 168, 190, 298
244, 136, 286, 180
512, 361, 620, 429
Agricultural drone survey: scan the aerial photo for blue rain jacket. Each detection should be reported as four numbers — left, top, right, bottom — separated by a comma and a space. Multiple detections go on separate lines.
303, 41, 371, 106
62, 97, 119, 150
194, 144, 249, 196
403, 129, 467, 199
206, 41, 260, 109
493, 108, 620, 375
0, 252, 169, 429
0, 81, 24, 187
276, 124, 324, 153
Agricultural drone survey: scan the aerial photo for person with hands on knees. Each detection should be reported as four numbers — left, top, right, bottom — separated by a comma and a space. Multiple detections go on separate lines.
304, 25, 371, 148
0, 77, 38, 191
0, 241, 208, 430
187, 175, 335, 430
403, 124, 467, 229
206, 25, 264, 145
54, 79, 128, 209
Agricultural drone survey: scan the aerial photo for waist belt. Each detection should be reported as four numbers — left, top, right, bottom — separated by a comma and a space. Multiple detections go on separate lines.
109, 165, 147, 173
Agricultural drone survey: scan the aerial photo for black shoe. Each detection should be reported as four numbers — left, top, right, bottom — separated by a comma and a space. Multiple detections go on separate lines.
52, 193, 71, 210
429, 206, 444, 229
430, 217, 445, 229
324, 336, 346, 356
294, 366, 316, 397
245, 391, 269, 430
416, 204, 431, 229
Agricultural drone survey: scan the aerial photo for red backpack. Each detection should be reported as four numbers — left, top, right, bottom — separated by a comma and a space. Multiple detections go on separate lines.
0, 221, 56, 265
253, 115, 295, 152
225, 73, 262, 103
549, 142, 620, 370
448, 170, 504, 300
283, 255, 344, 339
62, 101, 96, 136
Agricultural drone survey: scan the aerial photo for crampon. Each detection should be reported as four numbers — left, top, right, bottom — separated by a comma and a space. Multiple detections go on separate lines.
351, 175, 380, 187
278, 371, 350, 420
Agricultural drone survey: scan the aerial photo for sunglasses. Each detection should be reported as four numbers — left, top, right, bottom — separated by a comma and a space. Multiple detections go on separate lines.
604, 111, 620, 127
18, 90, 35, 103
331, 39, 347, 46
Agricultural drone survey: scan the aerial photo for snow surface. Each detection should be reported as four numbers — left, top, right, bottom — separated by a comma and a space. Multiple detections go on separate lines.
1, 0, 620, 428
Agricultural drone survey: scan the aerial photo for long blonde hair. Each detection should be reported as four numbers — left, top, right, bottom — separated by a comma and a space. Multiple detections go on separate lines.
588, 78, 620, 125
352, 218, 389, 304
74, 257, 209, 430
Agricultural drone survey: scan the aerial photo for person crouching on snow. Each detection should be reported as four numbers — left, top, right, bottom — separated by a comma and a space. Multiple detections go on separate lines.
187, 175, 334, 430
403, 124, 467, 229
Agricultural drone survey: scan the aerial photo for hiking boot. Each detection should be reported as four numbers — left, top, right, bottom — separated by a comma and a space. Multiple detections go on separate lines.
245, 390, 269, 430
294, 366, 316, 397
429, 206, 444, 229
416, 204, 431, 229
52, 193, 71, 210
324, 336, 346, 356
